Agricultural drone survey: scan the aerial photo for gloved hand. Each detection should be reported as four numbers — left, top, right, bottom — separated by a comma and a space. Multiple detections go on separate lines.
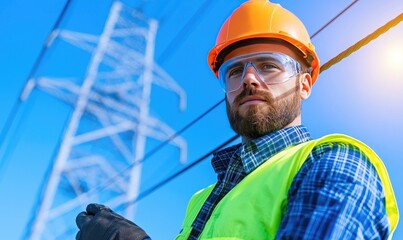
76, 203, 150, 240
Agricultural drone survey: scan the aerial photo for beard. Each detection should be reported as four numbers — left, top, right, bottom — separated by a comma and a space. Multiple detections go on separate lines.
226, 82, 301, 140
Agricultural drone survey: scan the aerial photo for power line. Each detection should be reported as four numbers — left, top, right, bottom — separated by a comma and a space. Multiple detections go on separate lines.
320, 13, 403, 73
140, 98, 225, 164
310, 0, 359, 39
129, 134, 239, 204
0, 98, 37, 181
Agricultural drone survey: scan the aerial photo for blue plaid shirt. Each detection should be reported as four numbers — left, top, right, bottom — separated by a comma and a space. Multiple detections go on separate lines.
188, 126, 389, 239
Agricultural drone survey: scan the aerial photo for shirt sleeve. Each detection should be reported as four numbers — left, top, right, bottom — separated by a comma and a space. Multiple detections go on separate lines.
275, 142, 390, 240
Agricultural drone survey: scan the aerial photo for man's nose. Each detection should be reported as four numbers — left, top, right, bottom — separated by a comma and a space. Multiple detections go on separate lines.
242, 64, 264, 89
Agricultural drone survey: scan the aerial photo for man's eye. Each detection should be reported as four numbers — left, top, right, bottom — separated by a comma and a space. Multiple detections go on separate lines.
228, 67, 243, 77
260, 63, 279, 71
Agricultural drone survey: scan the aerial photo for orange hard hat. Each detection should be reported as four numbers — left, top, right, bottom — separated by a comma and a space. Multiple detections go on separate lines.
208, 0, 320, 85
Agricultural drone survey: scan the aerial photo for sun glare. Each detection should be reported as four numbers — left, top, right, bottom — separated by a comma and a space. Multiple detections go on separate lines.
386, 45, 403, 71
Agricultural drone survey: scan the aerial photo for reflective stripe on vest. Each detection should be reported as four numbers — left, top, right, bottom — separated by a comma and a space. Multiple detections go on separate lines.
175, 134, 399, 240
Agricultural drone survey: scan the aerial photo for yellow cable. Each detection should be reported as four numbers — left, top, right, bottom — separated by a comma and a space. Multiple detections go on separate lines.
320, 13, 403, 73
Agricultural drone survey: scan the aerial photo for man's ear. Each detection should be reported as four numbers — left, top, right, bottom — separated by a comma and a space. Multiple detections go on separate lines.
299, 73, 312, 100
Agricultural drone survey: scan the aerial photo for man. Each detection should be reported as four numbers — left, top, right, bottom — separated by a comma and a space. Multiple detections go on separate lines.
76, 0, 399, 239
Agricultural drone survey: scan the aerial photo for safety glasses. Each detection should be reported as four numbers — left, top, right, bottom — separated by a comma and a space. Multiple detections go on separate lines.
218, 52, 302, 93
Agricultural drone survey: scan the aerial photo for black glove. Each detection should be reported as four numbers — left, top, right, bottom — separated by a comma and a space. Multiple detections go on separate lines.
76, 203, 150, 240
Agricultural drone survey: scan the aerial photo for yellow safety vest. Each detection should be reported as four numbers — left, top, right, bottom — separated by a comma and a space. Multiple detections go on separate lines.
176, 134, 399, 240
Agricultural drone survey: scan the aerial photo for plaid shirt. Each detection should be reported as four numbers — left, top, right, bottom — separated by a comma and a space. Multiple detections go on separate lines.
188, 126, 389, 239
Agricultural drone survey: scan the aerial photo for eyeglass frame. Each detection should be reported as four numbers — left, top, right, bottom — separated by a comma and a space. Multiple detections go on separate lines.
218, 52, 307, 93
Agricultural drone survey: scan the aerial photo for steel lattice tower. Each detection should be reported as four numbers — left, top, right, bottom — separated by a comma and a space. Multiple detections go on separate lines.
26, 2, 187, 239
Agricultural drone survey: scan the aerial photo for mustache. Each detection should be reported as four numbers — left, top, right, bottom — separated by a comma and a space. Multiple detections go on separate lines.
233, 86, 274, 107
233, 85, 300, 107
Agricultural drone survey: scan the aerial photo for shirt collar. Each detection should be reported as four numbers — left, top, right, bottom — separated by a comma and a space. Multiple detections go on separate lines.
212, 125, 312, 176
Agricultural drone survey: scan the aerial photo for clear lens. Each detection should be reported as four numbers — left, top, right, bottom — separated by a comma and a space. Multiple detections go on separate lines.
218, 52, 301, 93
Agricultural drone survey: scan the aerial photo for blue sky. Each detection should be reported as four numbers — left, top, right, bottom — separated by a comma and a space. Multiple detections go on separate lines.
0, 0, 402, 239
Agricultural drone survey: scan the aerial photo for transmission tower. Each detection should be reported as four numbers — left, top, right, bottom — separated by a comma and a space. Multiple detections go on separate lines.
25, 1, 187, 239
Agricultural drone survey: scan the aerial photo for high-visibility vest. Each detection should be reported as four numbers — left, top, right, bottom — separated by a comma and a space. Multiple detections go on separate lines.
175, 134, 399, 240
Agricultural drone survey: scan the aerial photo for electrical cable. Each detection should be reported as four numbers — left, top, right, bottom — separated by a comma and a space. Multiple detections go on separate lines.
0, 98, 37, 182
310, 0, 359, 39
0, 100, 21, 172
320, 13, 403, 73
141, 98, 225, 164
127, 133, 239, 204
